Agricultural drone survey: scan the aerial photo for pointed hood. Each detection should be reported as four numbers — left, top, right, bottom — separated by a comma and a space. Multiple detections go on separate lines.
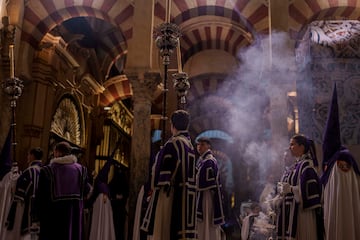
94, 160, 113, 195
321, 83, 360, 186
322, 83, 341, 169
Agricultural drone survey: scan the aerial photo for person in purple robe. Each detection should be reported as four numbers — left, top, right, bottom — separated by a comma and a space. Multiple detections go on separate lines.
37, 141, 91, 240
195, 137, 225, 240
141, 110, 197, 240
108, 162, 129, 240
276, 134, 323, 240
6, 147, 43, 240
320, 84, 360, 240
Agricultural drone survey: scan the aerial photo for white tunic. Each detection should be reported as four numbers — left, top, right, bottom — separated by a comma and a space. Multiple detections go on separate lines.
89, 193, 116, 240
0, 170, 19, 239
197, 191, 222, 240
323, 164, 360, 240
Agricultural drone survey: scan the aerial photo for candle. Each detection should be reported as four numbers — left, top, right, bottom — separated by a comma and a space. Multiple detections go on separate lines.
9, 44, 15, 79
177, 39, 182, 73
166, 0, 171, 23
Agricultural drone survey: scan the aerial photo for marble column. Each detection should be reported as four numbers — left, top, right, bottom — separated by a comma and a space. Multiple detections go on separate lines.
127, 71, 161, 237
260, 0, 295, 178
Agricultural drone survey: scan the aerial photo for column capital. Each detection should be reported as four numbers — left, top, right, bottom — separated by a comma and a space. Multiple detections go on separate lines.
127, 71, 162, 103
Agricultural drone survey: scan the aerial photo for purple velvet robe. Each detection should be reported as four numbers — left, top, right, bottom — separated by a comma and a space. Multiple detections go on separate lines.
277, 153, 322, 239
142, 131, 197, 240
196, 150, 225, 225
6, 160, 42, 235
37, 155, 90, 240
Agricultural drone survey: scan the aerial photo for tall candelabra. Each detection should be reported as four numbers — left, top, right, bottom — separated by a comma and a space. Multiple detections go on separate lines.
154, 22, 181, 145
1, 16, 24, 164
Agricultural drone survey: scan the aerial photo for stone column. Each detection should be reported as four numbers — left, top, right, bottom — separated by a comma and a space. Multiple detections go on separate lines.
266, 0, 294, 170
127, 71, 161, 238
124, 0, 159, 236
126, 0, 156, 70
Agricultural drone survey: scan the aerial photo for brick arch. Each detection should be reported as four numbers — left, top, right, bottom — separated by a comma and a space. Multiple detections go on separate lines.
154, 1, 268, 35
99, 75, 132, 107
289, 0, 360, 39
153, 3, 268, 63
22, 1, 133, 46
152, 0, 270, 63
22, 3, 133, 80
187, 73, 227, 104
189, 95, 234, 137
179, 17, 253, 64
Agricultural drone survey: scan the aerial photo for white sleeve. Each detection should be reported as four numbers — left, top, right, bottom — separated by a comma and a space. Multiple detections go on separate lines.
241, 216, 250, 240
291, 185, 301, 202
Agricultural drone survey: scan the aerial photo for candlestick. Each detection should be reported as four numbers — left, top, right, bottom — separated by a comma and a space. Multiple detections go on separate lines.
166, 0, 171, 23
9, 44, 15, 79
177, 39, 182, 73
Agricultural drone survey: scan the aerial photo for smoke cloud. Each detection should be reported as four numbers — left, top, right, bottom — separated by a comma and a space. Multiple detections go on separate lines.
217, 31, 300, 201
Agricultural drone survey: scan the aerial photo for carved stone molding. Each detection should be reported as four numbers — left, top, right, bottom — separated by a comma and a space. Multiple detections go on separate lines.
107, 101, 133, 136
50, 97, 82, 145
310, 20, 360, 58
127, 71, 161, 103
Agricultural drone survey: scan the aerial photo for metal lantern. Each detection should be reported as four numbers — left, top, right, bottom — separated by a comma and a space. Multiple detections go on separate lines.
154, 22, 181, 65
173, 72, 190, 105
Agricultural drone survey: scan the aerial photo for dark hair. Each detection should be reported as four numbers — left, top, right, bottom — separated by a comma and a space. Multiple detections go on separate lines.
292, 134, 310, 153
291, 134, 318, 166
30, 147, 43, 160
170, 110, 190, 131
196, 137, 211, 146
55, 141, 72, 156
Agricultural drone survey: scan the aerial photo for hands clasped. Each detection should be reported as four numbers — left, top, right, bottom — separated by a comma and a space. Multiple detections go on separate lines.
277, 182, 292, 196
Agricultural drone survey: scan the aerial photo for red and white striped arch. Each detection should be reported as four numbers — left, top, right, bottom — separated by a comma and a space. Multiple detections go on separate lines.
186, 73, 234, 136
189, 95, 234, 136
99, 75, 132, 107
187, 73, 227, 104
289, 0, 360, 39
22, 1, 133, 71
180, 21, 253, 64
154, 0, 269, 64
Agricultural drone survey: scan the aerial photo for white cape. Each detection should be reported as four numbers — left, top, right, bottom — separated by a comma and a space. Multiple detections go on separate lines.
89, 193, 116, 240
324, 165, 360, 240
0, 171, 19, 239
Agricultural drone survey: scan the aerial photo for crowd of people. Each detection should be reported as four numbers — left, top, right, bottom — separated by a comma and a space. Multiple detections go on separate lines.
1, 84, 360, 240
0, 141, 129, 240
0, 110, 226, 240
